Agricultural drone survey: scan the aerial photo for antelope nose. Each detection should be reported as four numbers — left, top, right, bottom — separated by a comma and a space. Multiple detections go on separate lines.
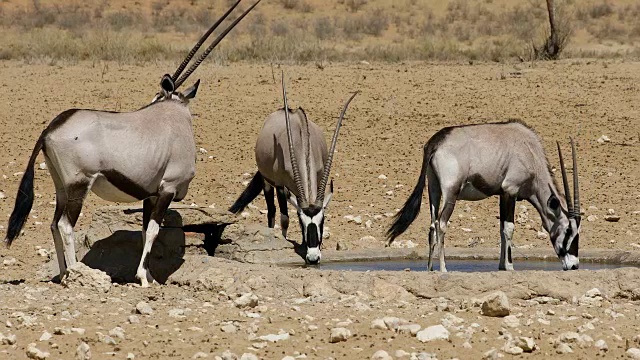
571, 264, 579, 270
306, 247, 321, 265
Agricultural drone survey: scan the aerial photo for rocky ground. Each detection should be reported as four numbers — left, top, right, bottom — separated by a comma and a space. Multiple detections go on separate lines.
0, 60, 639, 359
3, 255, 640, 359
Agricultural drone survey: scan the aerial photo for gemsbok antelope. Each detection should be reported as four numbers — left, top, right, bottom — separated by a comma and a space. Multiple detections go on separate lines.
387, 120, 581, 271
3, 0, 261, 287
229, 73, 358, 264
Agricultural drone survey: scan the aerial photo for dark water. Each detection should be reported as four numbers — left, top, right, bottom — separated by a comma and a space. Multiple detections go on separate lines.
314, 259, 630, 272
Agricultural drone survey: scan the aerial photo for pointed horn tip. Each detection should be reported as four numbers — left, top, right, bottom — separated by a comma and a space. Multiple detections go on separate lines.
174, 0, 261, 87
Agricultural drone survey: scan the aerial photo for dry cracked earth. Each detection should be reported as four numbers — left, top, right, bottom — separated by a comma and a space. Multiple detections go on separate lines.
0, 60, 639, 359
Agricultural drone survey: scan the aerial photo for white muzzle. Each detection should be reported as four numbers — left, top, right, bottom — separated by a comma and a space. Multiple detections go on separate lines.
306, 247, 321, 264
561, 254, 579, 270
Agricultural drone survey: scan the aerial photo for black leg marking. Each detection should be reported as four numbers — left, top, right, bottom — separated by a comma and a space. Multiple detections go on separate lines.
50, 192, 67, 279
151, 193, 174, 224
276, 187, 289, 237
427, 178, 441, 272
137, 192, 174, 286
499, 194, 516, 271
264, 185, 276, 228
65, 180, 91, 227
436, 198, 457, 272
143, 197, 156, 231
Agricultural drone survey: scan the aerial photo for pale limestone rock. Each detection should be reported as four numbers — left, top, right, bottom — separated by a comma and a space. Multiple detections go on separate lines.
371, 350, 393, 360
136, 301, 153, 315
594, 339, 608, 352
628, 348, 640, 360
61, 263, 111, 293
26, 343, 50, 359
76, 342, 91, 360
371, 319, 387, 330
502, 315, 520, 328
397, 324, 421, 336
234, 293, 259, 309
515, 337, 536, 352
481, 291, 510, 317
329, 327, 351, 343
259, 332, 290, 343
416, 325, 449, 342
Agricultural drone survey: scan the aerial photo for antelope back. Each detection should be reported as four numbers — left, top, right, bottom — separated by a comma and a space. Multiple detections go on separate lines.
255, 108, 327, 203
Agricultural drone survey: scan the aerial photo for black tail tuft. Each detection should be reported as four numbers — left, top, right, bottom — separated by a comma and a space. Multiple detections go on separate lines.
5, 138, 44, 247
229, 172, 264, 214
386, 145, 431, 244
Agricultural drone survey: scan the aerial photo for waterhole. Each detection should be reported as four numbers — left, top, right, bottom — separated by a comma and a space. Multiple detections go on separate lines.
308, 259, 633, 272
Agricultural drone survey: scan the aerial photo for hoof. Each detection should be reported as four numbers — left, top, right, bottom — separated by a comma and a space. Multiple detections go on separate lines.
136, 271, 158, 288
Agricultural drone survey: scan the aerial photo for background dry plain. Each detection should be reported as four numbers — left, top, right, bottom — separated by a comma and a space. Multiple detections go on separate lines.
0, 0, 640, 359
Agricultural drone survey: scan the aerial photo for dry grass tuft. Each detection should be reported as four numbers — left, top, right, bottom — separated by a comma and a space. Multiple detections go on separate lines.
0, 0, 638, 63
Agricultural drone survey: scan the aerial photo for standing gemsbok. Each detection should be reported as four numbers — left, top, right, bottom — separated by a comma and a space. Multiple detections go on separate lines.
229, 73, 358, 264
3, 0, 261, 287
387, 120, 581, 271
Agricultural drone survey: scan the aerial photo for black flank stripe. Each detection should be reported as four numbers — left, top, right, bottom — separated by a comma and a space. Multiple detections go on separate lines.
102, 170, 153, 201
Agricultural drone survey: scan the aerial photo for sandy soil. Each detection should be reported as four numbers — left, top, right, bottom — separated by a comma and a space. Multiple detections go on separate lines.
0, 60, 639, 359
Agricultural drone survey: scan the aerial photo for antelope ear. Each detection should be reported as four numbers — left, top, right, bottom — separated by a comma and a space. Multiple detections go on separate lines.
547, 194, 561, 218
285, 189, 301, 211
160, 74, 175, 96
322, 179, 334, 209
183, 79, 200, 99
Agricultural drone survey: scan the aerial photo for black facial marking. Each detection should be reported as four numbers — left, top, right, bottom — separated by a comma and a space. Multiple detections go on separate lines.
562, 228, 572, 252
569, 233, 579, 257
507, 246, 512, 264
102, 169, 153, 201
302, 205, 322, 217
298, 204, 324, 248
307, 223, 319, 248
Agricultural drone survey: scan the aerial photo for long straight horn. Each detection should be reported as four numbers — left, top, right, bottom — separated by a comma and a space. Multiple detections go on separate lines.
172, 0, 242, 82
281, 72, 307, 206
556, 141, 573, 216
316, 91, 359, 205
570, 137, 580, 218
175, 0, 261, 88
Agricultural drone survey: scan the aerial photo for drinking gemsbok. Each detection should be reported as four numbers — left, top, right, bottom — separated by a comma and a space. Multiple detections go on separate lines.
230, 73, 358, 264
387, 120, 581, 271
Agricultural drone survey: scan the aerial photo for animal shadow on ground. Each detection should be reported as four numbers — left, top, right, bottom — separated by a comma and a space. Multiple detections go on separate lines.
74, 207, 233, 283
285, 238, 309, 262
80, 228, 186, 284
